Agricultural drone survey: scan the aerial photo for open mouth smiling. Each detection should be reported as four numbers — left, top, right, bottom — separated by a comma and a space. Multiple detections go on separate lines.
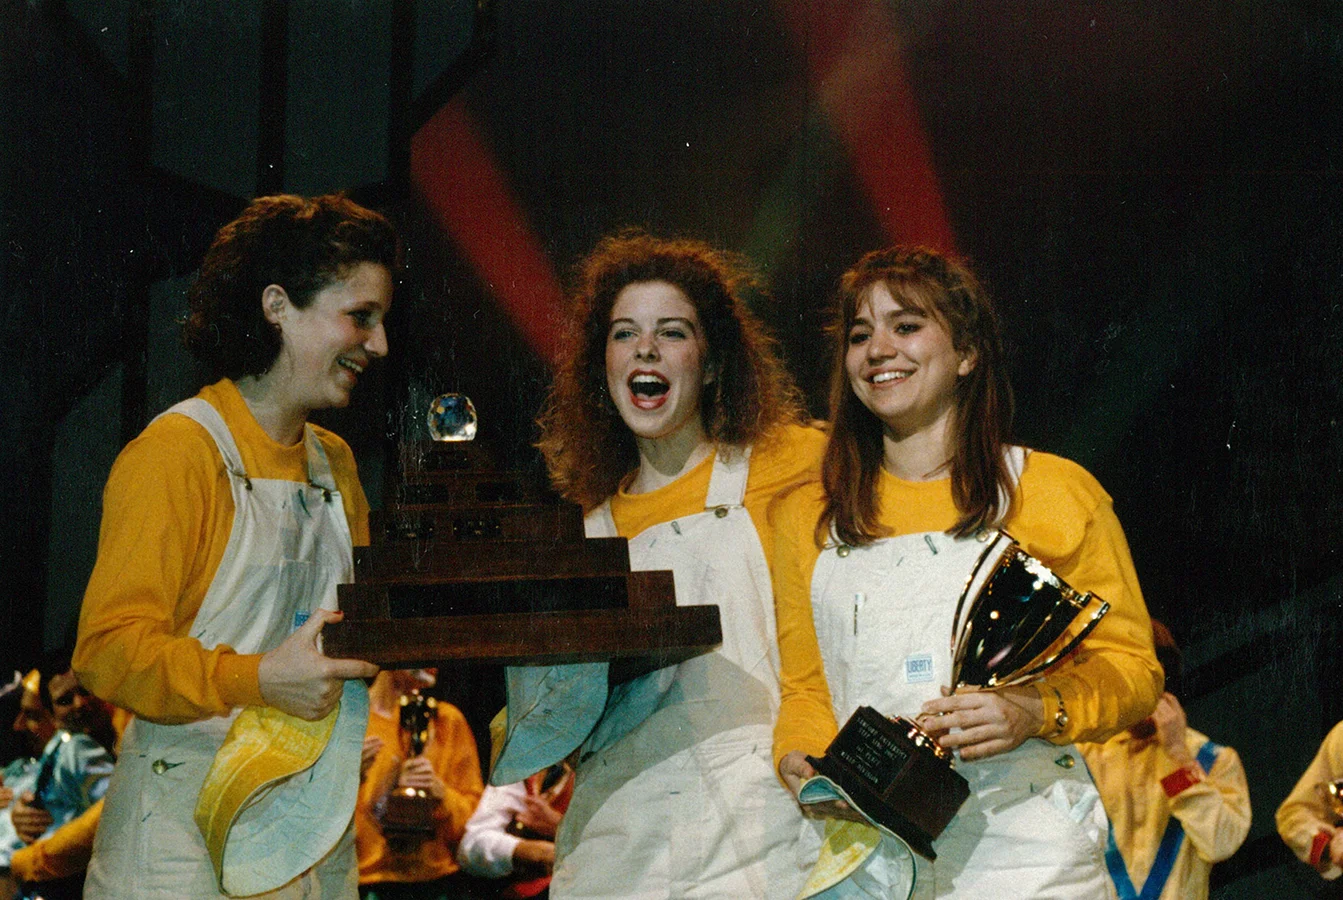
869, 369, 910, 384
629, 372, 670, 409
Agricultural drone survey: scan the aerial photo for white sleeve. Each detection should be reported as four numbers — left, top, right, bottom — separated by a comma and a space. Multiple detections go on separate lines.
457, 782, 527, 878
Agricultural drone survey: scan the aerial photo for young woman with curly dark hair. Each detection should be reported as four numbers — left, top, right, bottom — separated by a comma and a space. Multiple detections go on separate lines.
74, 194, 392, 898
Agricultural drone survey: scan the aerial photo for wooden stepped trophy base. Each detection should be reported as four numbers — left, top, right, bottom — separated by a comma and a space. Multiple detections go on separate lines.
323, 418, 722, 671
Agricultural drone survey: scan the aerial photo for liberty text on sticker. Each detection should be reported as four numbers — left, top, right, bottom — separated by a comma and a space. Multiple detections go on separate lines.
905, 654, 935, 683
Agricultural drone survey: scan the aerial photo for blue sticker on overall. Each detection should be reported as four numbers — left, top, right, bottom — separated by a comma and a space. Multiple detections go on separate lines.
293, 611, 310, 631
905, 654, 935, 683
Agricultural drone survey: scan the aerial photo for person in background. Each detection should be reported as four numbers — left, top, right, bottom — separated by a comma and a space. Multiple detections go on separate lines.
772, 245, 1162, 897
0, 672, 32, 772
356, 668, 484, 900
1278, 719, 1343, 881
457, 762, 573, 899
0, 670, 53, 900
73, 193, 392, 898
0, 658, 116, 900
7, 798, 101, 900
499, 231, 826, 898
1080, 620, 1250, 900
6, 686, 131, 900
6, 671, 54, 766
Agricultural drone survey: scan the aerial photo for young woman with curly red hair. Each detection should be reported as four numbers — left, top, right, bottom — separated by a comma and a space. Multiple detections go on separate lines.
500, 231, 825, 899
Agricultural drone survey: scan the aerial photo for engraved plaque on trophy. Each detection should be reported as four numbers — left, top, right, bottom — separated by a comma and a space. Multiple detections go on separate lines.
804, 706, 968, 860
805, 531, 1110, 859
324, 394, 722, 669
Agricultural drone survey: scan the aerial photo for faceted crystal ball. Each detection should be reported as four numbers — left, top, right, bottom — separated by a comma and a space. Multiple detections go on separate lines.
427, 393, 478, 442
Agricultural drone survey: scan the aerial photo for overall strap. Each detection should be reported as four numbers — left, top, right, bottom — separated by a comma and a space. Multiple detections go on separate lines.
704, 445, 752, 510
994, 445, 1029, 525
585, 445, 751, 542
585, 501, 618, 539
157, 398, 248, 484
1105, 741, 1223, 900
157, 398, 335, 495
303, 425, 337, 495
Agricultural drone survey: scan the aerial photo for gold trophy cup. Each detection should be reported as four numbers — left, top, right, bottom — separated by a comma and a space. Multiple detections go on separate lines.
807, 531, 1110, 859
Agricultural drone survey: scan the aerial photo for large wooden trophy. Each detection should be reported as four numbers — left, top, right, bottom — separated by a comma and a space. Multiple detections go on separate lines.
324, 394, 722, 669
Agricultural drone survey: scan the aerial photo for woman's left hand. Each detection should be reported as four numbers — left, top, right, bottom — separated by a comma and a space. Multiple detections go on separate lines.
916, 686, 1043, 761
778, 751, 864, 822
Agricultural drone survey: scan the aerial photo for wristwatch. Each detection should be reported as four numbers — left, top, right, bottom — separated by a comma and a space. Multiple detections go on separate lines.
1049, 686, 1069, 737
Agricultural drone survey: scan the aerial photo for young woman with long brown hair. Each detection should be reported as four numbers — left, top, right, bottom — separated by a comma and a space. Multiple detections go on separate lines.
772, 246, 1162, 898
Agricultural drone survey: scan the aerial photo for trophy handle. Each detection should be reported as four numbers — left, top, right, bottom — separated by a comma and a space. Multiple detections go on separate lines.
984, 597, 1110, 689
949, 531, 1014, 687
949, 531, 1011, 659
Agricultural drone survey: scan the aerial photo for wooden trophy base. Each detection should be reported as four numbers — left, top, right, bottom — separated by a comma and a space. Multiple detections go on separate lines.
323, 439, 722, 669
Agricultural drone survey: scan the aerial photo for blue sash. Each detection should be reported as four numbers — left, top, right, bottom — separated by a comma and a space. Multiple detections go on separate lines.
1105, 741, 1219, 900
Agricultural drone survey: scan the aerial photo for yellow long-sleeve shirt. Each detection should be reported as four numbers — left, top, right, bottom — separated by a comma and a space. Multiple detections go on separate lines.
773, 450, 1162, 768
1081, 728, 1251, 900
605, 423, 826, 540
73, 379, 370, 724
356, 701, 484, 885
1277, 719, 1343, 878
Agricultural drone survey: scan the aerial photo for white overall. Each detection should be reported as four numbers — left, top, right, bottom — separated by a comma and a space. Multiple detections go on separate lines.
548, 449, 814, 900
85, 399, 365, 899
808, 526, 1115, 900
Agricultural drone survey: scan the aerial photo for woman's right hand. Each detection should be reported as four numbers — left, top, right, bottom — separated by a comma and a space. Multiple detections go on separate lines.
258, 609, 379, 720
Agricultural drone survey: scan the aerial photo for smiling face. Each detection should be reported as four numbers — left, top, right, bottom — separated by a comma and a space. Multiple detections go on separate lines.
46, 669, 109, 737
11, 685, 54, 755
845, 281, 974, 442
604, 281, 712, 448
264, 261, 393, 422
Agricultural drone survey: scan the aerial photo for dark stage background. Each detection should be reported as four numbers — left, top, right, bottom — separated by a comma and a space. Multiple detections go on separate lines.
3, 2, 1341, 895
